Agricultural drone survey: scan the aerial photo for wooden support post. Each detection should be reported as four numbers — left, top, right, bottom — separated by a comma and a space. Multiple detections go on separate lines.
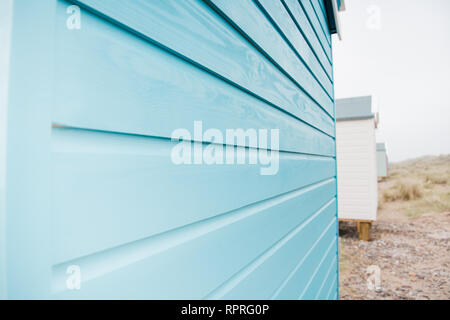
359, 222, 372, 241
339, 219, 373, 241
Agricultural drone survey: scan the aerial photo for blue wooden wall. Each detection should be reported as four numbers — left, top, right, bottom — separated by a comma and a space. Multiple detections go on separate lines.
1, 0, 338, 299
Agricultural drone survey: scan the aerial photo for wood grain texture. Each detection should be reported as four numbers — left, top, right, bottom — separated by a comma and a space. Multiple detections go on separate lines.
66, 0, 335, 127
206, 199, 337, 299
300, 0, 332, 60
310, 0, 332, 46
51, 127, 336, 264
54, 1, 336, 150
206, 0, 333, 114
52, 192, 337, 299
283, 0, 333, 77
272, 217, 337, 299
336, 119, 378, 221
2, 0, 339, 299
257, 0, 333, 82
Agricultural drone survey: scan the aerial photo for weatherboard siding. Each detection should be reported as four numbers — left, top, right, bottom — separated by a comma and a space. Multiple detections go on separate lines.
336, 119, 378, 221
1, 0, 338, 299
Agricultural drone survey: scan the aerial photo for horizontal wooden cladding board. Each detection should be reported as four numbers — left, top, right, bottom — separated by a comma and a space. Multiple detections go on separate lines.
339, 199, 373, 207
336, 128, 375, 136
337, 147, 374, 154
326, 276, 338, 300
256, 0, 333, 82
60, 0, 334, 134
337, 186, 370, 195
337, 181, 373, 189
317, 0, 328, 18
300, 239, 337, 299
302, 0, 331, 50
314, 255, 338, 300
309, 0, 332, 46
205, 199, 337, 299
338, 211, 374, 222
54, 1, 335, 152
338, 202, 374, 211
336, 172, 373, 181
206, 0, 333, 113
338, 185, 372, 195
51, 184, 336, 298
272, 224, 337, 299
282, 0, 332, 80
51, 127, 336, 265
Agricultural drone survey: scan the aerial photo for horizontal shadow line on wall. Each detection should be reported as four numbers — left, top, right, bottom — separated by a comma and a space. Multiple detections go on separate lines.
51, 124, 336, 159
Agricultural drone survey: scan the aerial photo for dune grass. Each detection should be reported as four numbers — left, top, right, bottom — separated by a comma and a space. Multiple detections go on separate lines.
379, 155, 450, 218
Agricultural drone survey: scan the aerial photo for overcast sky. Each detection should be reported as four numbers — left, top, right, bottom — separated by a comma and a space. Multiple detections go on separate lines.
333, 0, 450, 162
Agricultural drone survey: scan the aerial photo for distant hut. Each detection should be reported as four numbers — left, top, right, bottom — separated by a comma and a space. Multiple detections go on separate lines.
336, 96, 378, 240
376, 143, 389, 178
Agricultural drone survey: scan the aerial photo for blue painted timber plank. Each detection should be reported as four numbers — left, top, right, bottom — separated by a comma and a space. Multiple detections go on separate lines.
66, 0, 335, 128
283, 0, 332, 67
257, 0, 333, 82
52, 187, 336, 298
54, 1, 336, 148
310, 0, 332, 46
271, 219, 337, 299
300, 0, 332, 60
315, 257, 338, 299
300, 240, 337, 299
205, 199, 337, 299
51, 128, 336, 264
318, 0, 328, 19
206, 0, 333, 114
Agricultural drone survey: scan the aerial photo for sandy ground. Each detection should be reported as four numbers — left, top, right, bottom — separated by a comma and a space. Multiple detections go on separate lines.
339, 155, 450, 299
339, 208, 450, 300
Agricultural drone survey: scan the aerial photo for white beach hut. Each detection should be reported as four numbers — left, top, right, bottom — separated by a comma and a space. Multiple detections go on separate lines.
336, 96, 378, 240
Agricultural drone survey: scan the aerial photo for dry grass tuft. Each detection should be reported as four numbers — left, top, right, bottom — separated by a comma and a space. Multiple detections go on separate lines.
425, 174, 448, 185
382, 180, 423, 202
399, 181, 423, 201
378, 154, 450, 218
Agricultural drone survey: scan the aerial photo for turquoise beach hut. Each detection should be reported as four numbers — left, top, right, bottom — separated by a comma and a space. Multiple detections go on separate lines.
0, 0, 345, 299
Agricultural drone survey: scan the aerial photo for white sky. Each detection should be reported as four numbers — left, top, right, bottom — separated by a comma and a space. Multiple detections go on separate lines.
333, 0, 450, 162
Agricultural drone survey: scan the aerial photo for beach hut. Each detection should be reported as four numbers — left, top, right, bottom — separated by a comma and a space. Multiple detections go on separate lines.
377, 143, 389, 178
336, 96, 378, 241
0, 0, 344, 299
